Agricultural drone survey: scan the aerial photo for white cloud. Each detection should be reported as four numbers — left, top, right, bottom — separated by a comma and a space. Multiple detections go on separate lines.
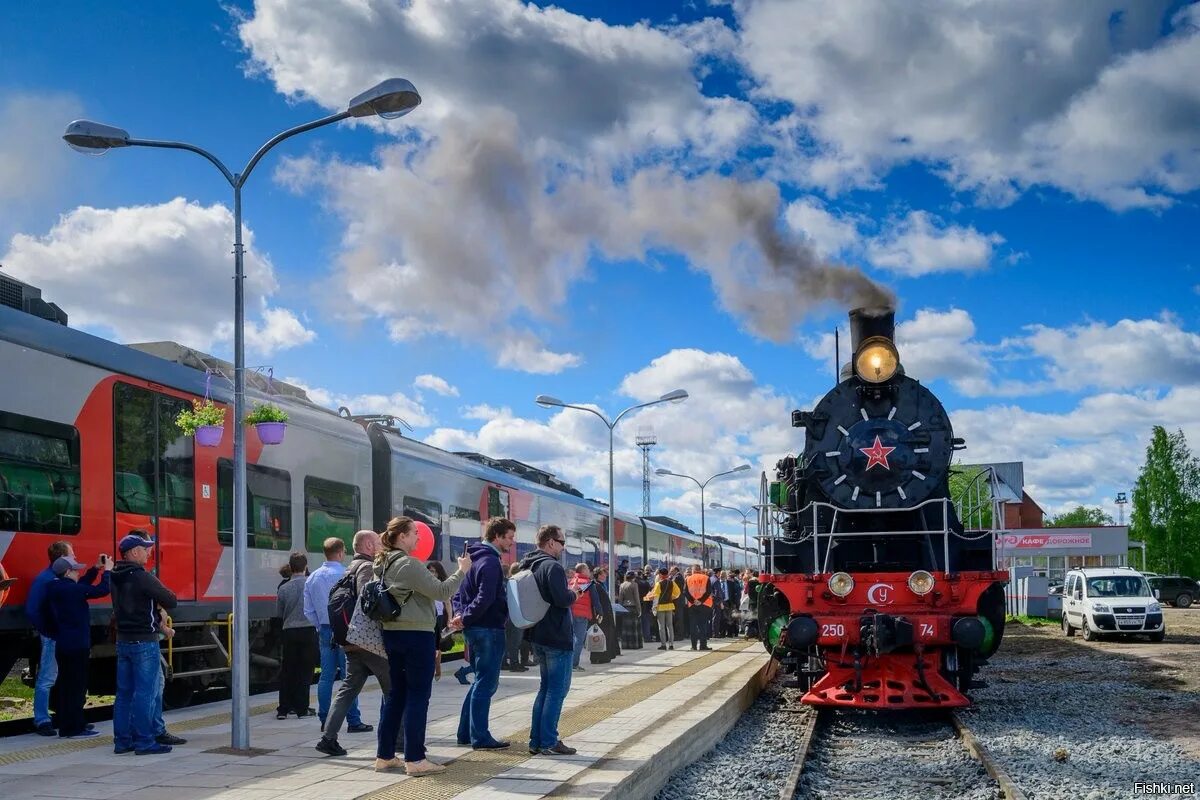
237, 0, 754, 160
496, 334, 583, 375
414, 373, 459, 397
867, 212, 1004, 276
286, 377, 435, 428
737, 0, 1200, 208
1, 198, 314, 355
784, 198, 863, 259
1014, 316, 1200, 390
460, 404, 509, 421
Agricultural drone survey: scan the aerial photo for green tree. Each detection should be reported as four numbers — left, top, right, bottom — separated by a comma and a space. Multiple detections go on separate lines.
1047, 506, 1113, 528
950, 463, 993, 530
1131, 426, 1200, 576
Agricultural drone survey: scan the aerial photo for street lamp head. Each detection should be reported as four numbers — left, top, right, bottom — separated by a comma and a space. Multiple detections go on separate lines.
732, 464, 752, 473
347, 78, 421, 120
655, 468, 675, 477
63, 120, 130, 154
709, 502, 723, 509
659, 388, 689, 403
535, 394, 565, 408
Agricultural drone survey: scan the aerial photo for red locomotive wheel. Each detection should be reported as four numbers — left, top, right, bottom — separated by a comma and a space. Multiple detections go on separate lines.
411, 521, 435, 561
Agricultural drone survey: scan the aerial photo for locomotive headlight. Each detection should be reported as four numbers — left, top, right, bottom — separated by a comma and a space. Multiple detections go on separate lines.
828, 572, 855, 597
855, 337, 899, 384
908, 570, 935, 595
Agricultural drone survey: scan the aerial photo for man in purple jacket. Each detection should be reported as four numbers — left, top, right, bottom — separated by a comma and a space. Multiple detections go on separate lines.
451, 517, 515, 750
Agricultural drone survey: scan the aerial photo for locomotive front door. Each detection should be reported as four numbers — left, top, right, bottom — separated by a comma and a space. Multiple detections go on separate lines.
113, 382, 197, 600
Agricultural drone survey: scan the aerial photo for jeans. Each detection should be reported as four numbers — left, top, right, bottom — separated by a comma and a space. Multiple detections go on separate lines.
34, 636, 57, 726
318, 624, 360, 726
154, 656, 166, 737
571, 617, 588, 668
503, 620, 523, 665
378, 630, 435, 762
326, 649, 397, 743
642, 608, 655, 642
458, 627, 505, 746
114, 641, 162, 751
529, 644, 573, 751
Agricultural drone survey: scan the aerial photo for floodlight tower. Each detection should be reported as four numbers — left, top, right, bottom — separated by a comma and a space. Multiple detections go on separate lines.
636, 426, 657, 515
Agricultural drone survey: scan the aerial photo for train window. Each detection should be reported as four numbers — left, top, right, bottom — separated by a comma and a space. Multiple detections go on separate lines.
217, 459, 291, 550
0, 411, 81, 535
304, 477, 360, 552
448, 505, 480, 561
487, 486, 509, 519
113, 383, 194, 520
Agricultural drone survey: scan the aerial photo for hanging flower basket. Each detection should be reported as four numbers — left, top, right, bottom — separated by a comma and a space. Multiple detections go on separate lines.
176, 399, 227, 447
245, 403, 289, 446
194, 425, 224, 447
254, 421, 286, 445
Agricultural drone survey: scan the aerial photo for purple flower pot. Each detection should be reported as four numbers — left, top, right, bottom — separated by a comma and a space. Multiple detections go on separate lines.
195, 425, 223, 447
255, 421, 286, 445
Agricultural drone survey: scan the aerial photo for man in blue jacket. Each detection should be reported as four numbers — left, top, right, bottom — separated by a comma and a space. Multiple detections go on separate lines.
518, 525, 582, 756
451, 516, 515, 750
25, 540, 90, 736
45, 555, 111, 738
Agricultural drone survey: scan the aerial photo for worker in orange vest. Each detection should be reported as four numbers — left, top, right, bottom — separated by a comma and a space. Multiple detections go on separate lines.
683, 565, 713, 651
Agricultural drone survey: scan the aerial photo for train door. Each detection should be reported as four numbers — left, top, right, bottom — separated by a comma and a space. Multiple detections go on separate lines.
113, 383, 196, 599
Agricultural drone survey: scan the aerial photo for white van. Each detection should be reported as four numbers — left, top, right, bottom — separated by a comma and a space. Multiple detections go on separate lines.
1061, 567, 1165, 642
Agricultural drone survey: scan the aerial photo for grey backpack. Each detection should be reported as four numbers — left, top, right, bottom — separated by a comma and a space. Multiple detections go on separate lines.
507, 568, 550, 629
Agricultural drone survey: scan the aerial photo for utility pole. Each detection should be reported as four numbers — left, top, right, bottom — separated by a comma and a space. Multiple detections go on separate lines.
636, 427, 657, 515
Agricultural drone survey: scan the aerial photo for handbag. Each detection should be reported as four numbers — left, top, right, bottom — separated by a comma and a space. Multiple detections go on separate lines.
346, 595, 387, 659
360, 553, 409, 622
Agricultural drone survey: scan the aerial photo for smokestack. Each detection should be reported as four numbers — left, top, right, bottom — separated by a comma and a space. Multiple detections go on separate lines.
848, 306, 895, 352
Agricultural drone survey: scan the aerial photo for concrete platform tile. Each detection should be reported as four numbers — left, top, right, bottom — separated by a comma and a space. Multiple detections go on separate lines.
454, 777, 562, 799
27, 779, 141, 799
283, 780, 409, 800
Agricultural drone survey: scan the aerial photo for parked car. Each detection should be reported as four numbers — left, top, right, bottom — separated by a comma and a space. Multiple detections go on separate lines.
1061, 567, 1165, 642
1146, 576, 1199, 608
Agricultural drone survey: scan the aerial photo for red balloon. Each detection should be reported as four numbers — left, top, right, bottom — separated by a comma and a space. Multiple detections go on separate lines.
411, 520, 436, 561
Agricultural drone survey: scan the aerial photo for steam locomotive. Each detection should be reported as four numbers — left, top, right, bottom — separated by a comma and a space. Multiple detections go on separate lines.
758, 307, 1006, 708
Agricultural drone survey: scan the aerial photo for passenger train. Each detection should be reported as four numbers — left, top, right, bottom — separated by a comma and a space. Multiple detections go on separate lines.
0, 303, 754, 705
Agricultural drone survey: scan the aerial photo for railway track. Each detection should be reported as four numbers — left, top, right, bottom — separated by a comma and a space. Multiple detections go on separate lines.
779, 706, 1027, 800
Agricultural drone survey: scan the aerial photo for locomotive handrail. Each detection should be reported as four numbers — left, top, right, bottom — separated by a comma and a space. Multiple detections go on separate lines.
788, 498, 954, 574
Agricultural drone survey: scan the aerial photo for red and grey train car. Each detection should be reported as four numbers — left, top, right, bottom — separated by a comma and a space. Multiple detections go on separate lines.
0, 304, 752, 704
759, 307, 1007, 709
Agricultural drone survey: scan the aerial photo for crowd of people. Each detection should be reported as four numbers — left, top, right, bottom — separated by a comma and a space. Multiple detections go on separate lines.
23, 520, 763, 781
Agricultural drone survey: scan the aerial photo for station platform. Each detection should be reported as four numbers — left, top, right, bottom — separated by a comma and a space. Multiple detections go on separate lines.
0, 638, 769, 800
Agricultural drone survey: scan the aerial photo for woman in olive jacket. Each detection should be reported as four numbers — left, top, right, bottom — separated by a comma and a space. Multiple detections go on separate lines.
373, 516, 470, 777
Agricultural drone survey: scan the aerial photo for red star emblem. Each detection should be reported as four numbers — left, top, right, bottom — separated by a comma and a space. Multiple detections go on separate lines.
859, 435, 896, 471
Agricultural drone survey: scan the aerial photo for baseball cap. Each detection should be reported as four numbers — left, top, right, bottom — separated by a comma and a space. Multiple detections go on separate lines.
52, 556, 87, 576
118, 533, 156, 553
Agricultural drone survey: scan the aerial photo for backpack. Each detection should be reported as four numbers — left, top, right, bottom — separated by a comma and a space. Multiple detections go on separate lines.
327, 565, 361, 647
507, 567, 551, 629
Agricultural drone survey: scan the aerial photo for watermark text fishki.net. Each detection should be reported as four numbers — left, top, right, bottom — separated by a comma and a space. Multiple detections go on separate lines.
1134, 783, 1196, 796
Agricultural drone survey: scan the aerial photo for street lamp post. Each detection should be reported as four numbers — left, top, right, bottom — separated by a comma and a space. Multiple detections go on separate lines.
709, 501, 756, 557
535, 389, 688, 597
656, 465, 752, 569
63, 79, 421, 751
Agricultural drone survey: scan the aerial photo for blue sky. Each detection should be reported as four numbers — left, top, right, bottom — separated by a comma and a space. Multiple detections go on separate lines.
3, 0, 1199, 539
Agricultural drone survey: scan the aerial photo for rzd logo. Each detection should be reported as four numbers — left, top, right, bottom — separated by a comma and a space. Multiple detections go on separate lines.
866, 583, 895, 605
